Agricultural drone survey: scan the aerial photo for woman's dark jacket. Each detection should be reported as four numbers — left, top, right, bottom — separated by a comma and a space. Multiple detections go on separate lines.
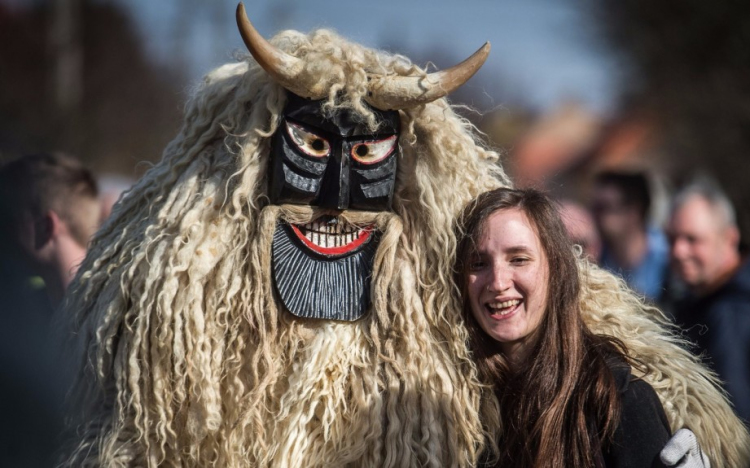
601, 361, 671, 468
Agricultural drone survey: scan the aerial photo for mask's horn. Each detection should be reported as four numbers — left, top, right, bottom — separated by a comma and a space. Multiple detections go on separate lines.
236, 2, 490, 110
365, 42, 490, 110
236, 3, 316, 99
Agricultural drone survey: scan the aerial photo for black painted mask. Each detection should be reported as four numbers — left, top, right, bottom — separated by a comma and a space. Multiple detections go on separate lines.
269, 93, 400, 211
270, 93, 400, 321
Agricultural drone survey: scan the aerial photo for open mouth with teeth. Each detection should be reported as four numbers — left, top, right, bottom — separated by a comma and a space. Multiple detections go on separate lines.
486, 299, 522, 318
289, 215, 374, 257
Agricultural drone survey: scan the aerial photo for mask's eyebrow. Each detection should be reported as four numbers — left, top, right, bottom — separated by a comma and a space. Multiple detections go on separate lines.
284, 117, 336, 139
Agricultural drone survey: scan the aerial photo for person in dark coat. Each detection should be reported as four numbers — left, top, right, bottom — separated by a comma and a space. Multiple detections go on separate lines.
667, 178, 750, 426
0, 153, 100, 467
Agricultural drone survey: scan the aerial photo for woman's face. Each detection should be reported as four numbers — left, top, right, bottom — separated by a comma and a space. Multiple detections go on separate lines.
466, 208, 549, 362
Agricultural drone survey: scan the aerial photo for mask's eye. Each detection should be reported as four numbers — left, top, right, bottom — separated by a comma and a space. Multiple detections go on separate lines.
286, 121, 331, 158
350, 135, 398, 164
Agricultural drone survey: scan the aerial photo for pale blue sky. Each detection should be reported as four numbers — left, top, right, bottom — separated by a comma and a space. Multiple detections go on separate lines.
116, 0, 622, 113
12, 0, 623, 114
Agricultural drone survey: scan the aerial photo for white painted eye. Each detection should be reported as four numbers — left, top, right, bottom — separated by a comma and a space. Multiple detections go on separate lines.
286, 121, 331, 158
351, 135, 397, 164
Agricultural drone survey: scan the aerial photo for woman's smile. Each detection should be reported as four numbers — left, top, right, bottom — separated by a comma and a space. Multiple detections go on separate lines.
485, 298, 522, 318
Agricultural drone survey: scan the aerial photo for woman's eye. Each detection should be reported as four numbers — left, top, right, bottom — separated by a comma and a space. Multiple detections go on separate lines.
286, 122, 331, 158
469, 260, 486, 271
350, 135, 397, 164
511, 257, 530, 265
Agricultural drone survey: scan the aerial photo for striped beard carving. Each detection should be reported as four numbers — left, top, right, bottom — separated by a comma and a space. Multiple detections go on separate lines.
271, 214, 380, 321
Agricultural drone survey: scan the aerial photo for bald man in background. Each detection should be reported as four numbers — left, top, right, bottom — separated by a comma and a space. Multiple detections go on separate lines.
668, 178, 750, 426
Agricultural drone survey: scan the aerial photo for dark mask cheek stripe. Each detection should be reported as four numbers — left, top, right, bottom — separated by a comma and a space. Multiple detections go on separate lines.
361, 179, 394, 199
354, 157, 397, 180
283, 144, 328, 175
283, 165, 320, 193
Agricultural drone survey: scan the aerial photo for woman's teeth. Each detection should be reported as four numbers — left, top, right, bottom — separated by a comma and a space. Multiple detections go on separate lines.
487, 299, 521, 315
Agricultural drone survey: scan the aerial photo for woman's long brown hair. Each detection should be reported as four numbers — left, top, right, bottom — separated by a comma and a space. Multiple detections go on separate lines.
455, 188, 628, 468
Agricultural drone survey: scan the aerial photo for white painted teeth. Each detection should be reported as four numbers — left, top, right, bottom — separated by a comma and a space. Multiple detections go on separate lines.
302, 219, 362, 247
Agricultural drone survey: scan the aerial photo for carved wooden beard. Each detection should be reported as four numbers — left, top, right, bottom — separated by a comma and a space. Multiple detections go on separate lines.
271, 216, 380, 321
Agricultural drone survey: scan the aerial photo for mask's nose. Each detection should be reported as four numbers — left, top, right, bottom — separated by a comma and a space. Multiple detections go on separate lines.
315, 144, 350, 210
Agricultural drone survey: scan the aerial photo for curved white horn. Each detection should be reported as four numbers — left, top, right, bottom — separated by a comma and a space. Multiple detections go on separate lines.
366, 42, 491, 110
236, 3, 322, 99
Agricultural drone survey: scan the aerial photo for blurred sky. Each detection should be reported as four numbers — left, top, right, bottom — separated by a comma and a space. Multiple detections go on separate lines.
105, 0, 621, 115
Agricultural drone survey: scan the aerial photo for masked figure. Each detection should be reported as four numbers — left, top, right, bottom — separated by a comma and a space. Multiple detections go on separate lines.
62, 4, 749, 467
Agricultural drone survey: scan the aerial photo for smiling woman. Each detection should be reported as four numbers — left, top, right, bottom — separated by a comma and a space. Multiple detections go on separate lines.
455, 188, 672, 467
465, 208, 550, 369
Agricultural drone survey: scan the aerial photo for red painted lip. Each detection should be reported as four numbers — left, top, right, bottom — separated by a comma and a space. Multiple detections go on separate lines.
290, 222, 374, 256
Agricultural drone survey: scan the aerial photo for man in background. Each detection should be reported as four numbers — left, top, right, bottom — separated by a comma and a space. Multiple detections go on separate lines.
0, 152, 100, 467
592, 170, 669, 302
667, 178, 750, 426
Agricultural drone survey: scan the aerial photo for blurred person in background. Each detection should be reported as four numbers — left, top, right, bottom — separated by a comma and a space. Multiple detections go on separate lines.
0, 152, 100, 305
667, 178, 749, 426
591, 170, 669, 302
0, 152, 100, 467
558, 199, 602, 262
